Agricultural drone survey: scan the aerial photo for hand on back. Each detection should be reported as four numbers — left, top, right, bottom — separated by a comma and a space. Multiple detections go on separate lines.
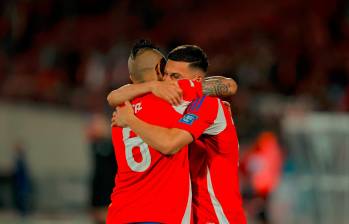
111, 101, 135, 127
151, 80, 182, 106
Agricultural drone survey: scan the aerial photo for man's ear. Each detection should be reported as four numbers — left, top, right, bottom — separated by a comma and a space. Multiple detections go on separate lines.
194, 75, 203, 82
129, 75, 134, 83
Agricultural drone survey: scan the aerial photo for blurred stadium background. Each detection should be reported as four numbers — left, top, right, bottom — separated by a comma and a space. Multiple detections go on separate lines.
0, 0, 348, 223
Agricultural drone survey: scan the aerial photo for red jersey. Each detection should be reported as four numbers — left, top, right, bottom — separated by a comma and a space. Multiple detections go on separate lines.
107, 80, 201, 223
175, 96, 246, 224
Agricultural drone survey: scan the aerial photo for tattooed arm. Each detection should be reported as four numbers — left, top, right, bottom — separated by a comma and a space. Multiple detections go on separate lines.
202, 76, 238, 97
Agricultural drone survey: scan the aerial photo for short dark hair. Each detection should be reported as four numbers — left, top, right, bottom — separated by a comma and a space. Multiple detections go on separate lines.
167, 45, 208, 72
130, 39, 161, 59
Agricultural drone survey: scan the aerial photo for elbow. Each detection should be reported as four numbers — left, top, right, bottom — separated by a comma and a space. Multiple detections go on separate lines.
156, 130, 190, 155
159, 140, 179, 155
107, 93, 113, 106
227, 78, 238, 95
231, 81, 238, 94
107, 92, 118, 107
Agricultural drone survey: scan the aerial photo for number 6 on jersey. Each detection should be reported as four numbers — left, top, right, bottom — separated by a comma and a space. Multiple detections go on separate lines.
122, 127, 151, 172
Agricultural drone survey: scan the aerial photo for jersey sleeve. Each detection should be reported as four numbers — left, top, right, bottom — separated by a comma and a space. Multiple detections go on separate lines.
173, 96, 219, 139
134, 94, 182, 127
177, 79, 203, 102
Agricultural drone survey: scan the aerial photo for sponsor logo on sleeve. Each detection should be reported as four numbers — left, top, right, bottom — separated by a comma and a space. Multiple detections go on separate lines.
179, 114, 198, 125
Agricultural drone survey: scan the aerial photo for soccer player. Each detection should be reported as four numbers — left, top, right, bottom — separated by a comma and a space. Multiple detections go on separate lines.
113, 45, 246, 223
106, 41, 198, 223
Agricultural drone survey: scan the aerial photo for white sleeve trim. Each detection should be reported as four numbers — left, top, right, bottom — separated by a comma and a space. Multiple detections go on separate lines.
203, 99, 227, 135
207, 166, 229, 223
172, 100, 191, 114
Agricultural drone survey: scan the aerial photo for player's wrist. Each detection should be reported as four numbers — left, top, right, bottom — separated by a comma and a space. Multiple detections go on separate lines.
149, 80, 161, 92
125, 113, 137, 125
148, 81, 155, 92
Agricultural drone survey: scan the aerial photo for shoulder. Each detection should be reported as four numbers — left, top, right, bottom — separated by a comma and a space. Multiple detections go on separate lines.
132, 93, 177, 115
185, 96, 219, 119
132, 93, 166, 105
188, 96, 218, 110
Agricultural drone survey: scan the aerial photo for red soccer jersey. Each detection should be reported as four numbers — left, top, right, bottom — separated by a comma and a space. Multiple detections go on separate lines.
175, 96, 247, 224
107, 80, 201, 223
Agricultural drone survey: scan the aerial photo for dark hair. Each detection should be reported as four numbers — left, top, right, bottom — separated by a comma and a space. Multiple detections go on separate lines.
130, 39, 161, 59
167, 45, 208, 72
159, 57, 166, 74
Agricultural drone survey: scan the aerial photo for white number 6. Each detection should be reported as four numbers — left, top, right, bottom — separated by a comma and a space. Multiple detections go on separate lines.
122, 127, 151, 172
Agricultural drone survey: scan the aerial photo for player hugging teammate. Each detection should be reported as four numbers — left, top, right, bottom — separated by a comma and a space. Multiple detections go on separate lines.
106, 40, 246, 224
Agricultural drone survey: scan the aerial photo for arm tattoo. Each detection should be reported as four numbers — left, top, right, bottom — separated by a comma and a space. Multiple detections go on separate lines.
202, 79, 231, 97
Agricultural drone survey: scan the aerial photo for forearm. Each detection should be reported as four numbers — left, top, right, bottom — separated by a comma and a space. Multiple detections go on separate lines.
202, 76, 238, 97
126, 116, 192, 155
107, 82, 154, 107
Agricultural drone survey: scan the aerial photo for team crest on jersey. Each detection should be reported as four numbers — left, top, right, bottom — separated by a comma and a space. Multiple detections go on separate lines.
179, 113, 198, 125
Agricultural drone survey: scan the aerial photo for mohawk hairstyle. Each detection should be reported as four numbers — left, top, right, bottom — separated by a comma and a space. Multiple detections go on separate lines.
130, 39, 161, 60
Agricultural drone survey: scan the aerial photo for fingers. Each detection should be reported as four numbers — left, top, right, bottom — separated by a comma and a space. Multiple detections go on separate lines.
110, 103, 133, 127
172, 80, 180, 87
111, 120, 117, 127
152, 81, 183, 106
171, 97, 182, 106
167, 84, 182, 106
171, 95, 182, 106
124, 101, 131, 107
166, 90, 182, 106
111, 111, 117, 121
111, 109, 120, 127
170, 80, 182, 94
111, 113, 118, 127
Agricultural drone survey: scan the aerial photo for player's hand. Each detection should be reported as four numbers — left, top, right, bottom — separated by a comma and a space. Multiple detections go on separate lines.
112, 101, 135, 127
151, 80, 182, 106
111, 111, 118, 127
